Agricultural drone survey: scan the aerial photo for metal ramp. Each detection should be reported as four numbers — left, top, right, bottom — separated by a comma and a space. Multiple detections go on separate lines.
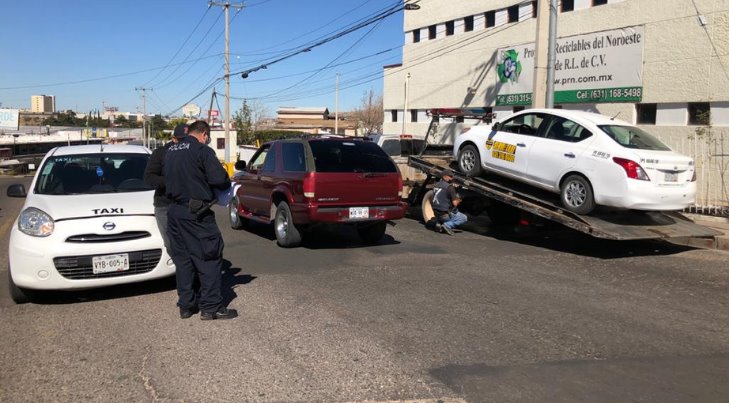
408, 156, 721, 241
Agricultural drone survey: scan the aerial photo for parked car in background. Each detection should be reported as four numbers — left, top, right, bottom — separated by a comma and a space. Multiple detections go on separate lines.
454, 109, 696, 214
6, 144, 175, 303
230, 138, 408, 247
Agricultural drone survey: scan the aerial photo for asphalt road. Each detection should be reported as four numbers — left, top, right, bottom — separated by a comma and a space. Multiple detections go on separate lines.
0, 175, 728, 402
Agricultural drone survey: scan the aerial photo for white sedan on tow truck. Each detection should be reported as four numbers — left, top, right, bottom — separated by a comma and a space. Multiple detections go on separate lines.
454, 109, 696, 214
6, 144, 175, 303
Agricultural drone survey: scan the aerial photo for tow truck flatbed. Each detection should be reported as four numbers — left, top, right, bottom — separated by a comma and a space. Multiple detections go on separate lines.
408, 156, 720, 241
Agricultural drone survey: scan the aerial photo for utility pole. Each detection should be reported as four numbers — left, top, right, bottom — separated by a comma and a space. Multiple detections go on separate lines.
402, 72, 410, 134
532, 0, 558, 108
335, 73, 339, 135
209, 1, 245, 164
135, 87, 151, 146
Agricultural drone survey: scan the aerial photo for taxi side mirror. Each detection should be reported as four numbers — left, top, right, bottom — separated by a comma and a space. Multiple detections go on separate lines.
492, 122, 501, 131
234, 160, 247, 171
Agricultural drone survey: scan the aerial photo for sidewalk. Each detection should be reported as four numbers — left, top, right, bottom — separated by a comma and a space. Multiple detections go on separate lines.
673, 213, 729, 251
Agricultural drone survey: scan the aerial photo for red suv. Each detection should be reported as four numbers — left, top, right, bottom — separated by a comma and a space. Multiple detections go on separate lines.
230, 138, 408, 247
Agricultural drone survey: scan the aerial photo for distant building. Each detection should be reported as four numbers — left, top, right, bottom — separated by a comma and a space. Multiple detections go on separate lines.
31, 95, 56, 113
275, 107, 357, 136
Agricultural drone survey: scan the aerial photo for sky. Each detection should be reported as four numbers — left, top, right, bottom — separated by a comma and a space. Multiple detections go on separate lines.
0, 0, 408, 118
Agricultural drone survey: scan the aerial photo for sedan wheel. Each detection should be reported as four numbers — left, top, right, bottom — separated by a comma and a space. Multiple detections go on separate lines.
458, 144, 483, 177
560, 175, 596, 215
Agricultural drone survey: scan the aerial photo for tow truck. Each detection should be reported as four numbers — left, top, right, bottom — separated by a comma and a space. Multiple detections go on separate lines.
405, 108, 720, 241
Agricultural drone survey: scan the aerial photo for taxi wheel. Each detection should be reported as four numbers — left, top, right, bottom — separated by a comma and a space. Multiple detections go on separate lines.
274, 202, 302, 248
357, 221, 387, 245
229, 197, 246, 230
8, 270, 33, 304
458, 144, 483, 177
560, 174, 596, 215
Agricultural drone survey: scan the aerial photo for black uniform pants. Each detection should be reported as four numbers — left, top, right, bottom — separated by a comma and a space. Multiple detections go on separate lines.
167, 204, 224, 313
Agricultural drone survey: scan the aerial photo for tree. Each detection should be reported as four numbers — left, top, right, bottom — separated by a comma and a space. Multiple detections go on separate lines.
150, 114, 168, 139
352, 89, 383, 135
234, 99, 271, 145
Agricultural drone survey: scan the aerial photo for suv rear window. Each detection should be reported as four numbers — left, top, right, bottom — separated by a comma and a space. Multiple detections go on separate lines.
35, 153, 151, 195
310, 140, 397, 173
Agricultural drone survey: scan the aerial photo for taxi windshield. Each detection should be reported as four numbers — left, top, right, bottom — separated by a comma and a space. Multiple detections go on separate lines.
34, 153, 152, 195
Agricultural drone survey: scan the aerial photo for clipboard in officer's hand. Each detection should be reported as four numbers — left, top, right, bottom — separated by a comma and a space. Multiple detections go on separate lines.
214, 182, 235, 206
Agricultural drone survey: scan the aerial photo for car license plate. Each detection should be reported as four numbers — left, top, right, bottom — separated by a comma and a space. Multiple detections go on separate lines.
92, 253, 130, 274
665, 172, 678, 182
349, 207, 369, 219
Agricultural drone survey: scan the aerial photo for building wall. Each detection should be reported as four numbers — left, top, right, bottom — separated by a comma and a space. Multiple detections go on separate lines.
383, 0, 729, 210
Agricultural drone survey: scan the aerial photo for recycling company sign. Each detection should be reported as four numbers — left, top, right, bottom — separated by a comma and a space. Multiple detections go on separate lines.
495, 26, 644, 106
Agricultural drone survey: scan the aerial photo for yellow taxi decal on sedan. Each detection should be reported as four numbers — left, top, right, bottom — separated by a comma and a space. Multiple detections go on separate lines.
487, 141, 517, 163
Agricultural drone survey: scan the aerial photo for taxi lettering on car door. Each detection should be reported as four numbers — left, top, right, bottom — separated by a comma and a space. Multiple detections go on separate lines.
484, 112, 548, 178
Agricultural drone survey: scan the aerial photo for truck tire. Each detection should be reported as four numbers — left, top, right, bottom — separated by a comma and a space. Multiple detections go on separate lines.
420, 189, 436, 223
486, 201, 521, 226
274, 201, 302, 248
457, 144, 483, 177
560, 174, 595, 215
357, 221, 387, 245
229, 197, 246, 230
8, 270, 33, 304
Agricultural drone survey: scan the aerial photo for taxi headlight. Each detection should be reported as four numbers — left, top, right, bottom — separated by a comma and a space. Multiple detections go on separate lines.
18, 207, 54, 237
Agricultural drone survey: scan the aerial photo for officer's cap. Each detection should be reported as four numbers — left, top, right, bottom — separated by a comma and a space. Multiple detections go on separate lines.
442, 169, 455, 177
173, 124, 189, 138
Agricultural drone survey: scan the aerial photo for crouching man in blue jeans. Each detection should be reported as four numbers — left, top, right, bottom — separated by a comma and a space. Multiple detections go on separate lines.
431, 169, 468, 235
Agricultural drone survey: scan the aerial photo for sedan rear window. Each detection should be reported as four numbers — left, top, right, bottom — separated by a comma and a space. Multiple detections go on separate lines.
599, 125, 671, 151
310, 140, 397, 173
35, 153, 151, 195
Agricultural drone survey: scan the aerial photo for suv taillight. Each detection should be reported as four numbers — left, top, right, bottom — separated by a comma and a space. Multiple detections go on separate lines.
303, 172, 316, 199
613, 157, 650, 181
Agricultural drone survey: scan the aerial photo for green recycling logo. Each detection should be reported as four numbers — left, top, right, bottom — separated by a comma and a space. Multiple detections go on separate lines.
497, 49, 522, 83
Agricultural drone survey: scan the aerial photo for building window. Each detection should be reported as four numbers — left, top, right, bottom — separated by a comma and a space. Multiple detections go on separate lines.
562, 0, 574, 12
445, 20, 454, 36
636, 103, 657, 125
391, 110, 398, 123
532, 1, 538, 18
554, 105, 563, 109
216, 138, 225, 149
485, 11, 495, 28
593, 0, 608, 5
410, 110, 418, 122
513, 106, 526, 113
508, 5, 520, 22
464, 15, 474, 32
688, 102, 711, 125
413, 29, 420, 43
428, 25, 436, 39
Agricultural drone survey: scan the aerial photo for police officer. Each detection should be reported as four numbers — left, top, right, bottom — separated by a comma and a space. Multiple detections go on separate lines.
144, 123, 186, 253
431, 169, 468, 235
164, 120, 237, 320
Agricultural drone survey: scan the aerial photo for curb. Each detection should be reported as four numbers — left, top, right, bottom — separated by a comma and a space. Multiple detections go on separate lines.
678, 213, 729, 251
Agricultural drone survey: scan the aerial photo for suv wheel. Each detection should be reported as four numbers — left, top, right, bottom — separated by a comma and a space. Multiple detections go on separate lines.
8, 270, 33, 304
458, 144, 483, 177
229, 197, 245, 229
560, 174, 595, 215
357, 221, 387, 244
274, 202, 302, 247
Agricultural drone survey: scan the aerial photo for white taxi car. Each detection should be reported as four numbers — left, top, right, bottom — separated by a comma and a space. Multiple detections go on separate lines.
454, 109, 696, 214
7, 144, 175, 303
